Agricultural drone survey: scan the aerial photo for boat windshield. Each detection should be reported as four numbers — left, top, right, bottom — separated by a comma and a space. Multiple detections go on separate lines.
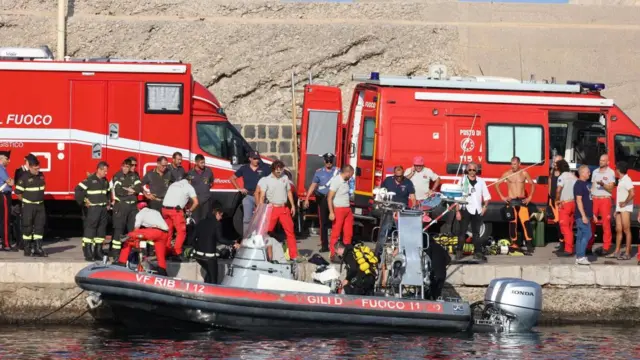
243, 203, 273, 240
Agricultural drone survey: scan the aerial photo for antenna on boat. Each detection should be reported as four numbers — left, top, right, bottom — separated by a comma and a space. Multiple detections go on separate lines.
478, 64, 485, 76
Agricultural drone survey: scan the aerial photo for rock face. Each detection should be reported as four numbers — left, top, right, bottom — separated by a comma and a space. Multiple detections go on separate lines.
2, 0, 640, 167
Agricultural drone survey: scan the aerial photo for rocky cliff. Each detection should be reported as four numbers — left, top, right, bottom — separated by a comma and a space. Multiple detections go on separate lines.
2, 0, 639, 167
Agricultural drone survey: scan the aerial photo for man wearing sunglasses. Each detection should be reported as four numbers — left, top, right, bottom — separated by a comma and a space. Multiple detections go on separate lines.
455, 163, 491, 263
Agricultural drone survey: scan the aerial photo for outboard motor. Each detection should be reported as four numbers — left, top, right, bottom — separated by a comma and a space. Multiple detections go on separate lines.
481, 278, 542, 332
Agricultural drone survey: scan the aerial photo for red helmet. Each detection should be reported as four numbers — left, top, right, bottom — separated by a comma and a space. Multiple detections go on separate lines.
137, 202, 148, 210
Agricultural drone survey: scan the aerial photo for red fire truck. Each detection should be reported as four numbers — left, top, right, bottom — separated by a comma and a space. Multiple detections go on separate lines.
0, 46, 281, 236
296, 68, 640, 241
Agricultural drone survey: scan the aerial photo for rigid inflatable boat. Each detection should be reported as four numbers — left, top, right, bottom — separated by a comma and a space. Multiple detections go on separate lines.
75, 202, 542, 333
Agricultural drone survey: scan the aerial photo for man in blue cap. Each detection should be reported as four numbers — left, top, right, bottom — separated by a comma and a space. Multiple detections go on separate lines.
0, 150, 15, 251
229, 150, 271, 237
303, 153, 339, 253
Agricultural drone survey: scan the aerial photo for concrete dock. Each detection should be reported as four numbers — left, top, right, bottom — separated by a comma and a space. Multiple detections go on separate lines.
2, 235, 640, 325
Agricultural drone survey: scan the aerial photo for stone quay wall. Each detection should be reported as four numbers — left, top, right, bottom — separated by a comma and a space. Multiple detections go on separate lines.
3, 261, 640, 324
1, 0, 640, 170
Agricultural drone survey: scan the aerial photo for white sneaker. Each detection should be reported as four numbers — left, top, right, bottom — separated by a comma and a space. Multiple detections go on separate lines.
575, 257, 591, 265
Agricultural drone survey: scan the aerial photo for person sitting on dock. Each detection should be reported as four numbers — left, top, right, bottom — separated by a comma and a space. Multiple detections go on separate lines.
334, 240, 378, 296
114, 203, 170, 276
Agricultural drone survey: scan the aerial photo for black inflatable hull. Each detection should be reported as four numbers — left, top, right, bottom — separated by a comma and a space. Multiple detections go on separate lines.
75, 264, 473, 333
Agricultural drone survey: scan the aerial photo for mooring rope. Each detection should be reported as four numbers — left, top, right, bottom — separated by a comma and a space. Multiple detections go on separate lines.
35, 290, 86, 322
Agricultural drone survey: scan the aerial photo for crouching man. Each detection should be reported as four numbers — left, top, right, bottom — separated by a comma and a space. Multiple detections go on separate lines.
192, 206, 236, 284
114, 203, 169, 276
334, 241, 378, 296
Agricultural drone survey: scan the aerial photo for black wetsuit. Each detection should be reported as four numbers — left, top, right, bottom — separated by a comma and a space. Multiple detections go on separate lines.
193, 214, 233, 284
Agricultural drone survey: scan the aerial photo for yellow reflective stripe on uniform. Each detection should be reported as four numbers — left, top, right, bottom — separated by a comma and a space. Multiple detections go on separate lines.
111, 239, 122, 250
87, 190, 107, 195
89, 203, 107, 206
94, 237, 105, 244
0, 183, 7, 192
147, 241, 155, 246
82, 237, 92, 243
133, 180, 141, 185
24, 186, 45, 191
22, 199, 43, 204
22, 234, 33, 240
78, 182, 88, 190
33, 234, 43, 240
113, 196, 120, 202
113, 181, 122, 187
15, 185, 25, 191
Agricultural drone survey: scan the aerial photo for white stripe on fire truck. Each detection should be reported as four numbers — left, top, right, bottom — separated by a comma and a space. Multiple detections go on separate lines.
0, 62, 187, 74
414, 92, 615, 107
0, 128, 232, 169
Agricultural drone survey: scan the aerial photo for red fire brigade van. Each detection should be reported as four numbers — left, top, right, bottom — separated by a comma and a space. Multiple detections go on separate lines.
297, 68, 640, 241
0, 46, 278, 236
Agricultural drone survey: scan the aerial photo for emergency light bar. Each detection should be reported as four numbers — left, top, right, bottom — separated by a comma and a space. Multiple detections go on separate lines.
354, 72, 582, 94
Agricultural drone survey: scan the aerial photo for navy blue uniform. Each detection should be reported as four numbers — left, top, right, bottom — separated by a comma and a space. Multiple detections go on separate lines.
381, 176, 415, 206
312, 166, 339, 250
234, 163, 271, 196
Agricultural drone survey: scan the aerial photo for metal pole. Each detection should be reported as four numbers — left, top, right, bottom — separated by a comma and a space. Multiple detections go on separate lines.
57, 0, 67, 60
291, 72, 299, 182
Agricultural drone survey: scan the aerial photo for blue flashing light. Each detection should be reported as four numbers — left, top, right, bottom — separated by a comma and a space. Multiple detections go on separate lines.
370, 72, 380, 81
567, 80, 606, 91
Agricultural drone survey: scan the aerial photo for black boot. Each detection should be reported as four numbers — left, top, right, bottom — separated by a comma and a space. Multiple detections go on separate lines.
93, 243, 105, 261
32, 240, 47, 257
83, 243, 94, 261
23, 241, 32, 257
156, 267, 168, 277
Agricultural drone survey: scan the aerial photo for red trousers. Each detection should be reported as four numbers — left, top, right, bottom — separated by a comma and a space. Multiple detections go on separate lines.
118, 228, 168, 270
330, 207, 353, 256
267, 206, 298, 259
592, 197, 612, 251
558, 201, 575, 253
162, 208, 186, 255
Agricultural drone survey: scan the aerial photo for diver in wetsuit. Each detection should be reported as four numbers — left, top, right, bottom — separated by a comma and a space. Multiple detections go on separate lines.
334, 241, 378, 295
192, 206, 235, 284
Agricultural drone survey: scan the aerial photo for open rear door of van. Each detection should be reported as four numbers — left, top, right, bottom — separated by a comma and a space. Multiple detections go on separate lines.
297, 84, 343, 200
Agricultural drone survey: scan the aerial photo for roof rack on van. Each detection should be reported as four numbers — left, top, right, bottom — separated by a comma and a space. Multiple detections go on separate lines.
0, 46, 54, 61
353, 72, 584, 94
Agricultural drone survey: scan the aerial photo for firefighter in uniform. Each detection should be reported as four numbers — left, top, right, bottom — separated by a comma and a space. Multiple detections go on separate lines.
303, 153, 339, 253
334, 240, 378, 295
14, 156, 47, 257
187, 154, 215, 223
167, 152, 186, 182
13, 153, 38, 251
75, 161, 111, 261
142, 156, 172, 211
111, 158, 142, 258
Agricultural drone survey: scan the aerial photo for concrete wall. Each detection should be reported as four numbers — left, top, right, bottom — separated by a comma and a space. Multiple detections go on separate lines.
1, 0, 640, 167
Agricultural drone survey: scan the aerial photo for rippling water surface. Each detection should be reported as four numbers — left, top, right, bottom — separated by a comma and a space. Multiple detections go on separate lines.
0, 325, 639, 359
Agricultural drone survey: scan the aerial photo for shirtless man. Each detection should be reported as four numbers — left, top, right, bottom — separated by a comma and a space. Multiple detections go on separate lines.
494, 156, 536, 254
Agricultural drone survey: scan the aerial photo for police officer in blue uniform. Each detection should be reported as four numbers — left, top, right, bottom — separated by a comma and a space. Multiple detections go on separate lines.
304, 153, 339, 253
381, 165, 416, 207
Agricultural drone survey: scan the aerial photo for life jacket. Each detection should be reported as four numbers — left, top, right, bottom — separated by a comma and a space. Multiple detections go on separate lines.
352, 243, 379, 277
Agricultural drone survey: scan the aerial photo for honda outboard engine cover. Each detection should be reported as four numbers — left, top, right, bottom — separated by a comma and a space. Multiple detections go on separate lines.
483, 278, 542, 332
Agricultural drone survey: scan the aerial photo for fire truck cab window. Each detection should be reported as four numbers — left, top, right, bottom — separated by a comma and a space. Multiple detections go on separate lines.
145, 83, 183, 114
196, 123, 250, 163
487, 125, 543, 164
614, 134, 640, 171
360, 117, 375, 159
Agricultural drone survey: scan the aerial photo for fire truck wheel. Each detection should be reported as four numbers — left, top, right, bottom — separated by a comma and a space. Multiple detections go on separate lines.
452, 221, 493, 244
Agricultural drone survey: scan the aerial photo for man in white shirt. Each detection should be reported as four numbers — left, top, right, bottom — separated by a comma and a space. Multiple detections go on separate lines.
162, 178, 199, 258
115, 203, 170, 276
455, 163, 490, 263
554, 159, 577, 256
405, 156, 440, 201
327, 165, 355, 260
614, 161, 634, 260
591, 154, 615, 255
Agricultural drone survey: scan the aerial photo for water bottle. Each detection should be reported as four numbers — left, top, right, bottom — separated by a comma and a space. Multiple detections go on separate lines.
348, 176, 355, 195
